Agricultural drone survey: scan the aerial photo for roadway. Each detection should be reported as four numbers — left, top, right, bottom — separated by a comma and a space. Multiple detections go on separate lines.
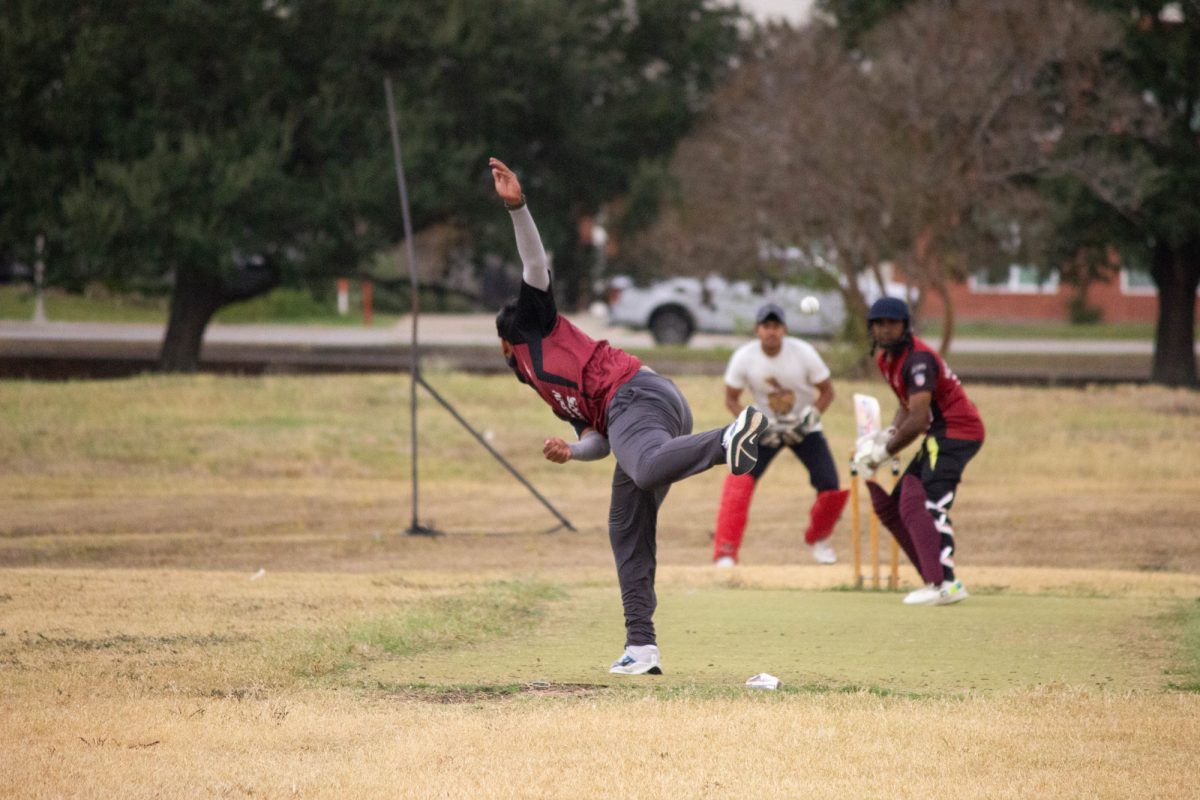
0, 314, 1176, 383
0, 313, 1166, 352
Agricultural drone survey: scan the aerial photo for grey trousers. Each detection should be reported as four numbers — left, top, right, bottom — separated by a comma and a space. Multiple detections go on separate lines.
605, 370, 725, 647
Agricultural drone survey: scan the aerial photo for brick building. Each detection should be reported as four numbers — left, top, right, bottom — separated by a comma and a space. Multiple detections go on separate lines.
915, 265, 1196, 324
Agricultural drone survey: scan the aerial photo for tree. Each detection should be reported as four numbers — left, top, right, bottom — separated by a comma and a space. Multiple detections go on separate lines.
622, 23, 891, 348
821, 0, 1198, 386
0, 0, 743, 370
815, 0, 916, 48
628, 1, 1141, 355
848, 0, 1148, 353
1067, 0, 1200, 386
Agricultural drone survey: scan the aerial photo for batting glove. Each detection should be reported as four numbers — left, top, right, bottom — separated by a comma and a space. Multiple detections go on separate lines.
852, 430, 891, 477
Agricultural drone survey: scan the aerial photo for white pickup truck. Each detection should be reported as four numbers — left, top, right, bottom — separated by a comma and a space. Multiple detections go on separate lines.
605, 274, 846, 345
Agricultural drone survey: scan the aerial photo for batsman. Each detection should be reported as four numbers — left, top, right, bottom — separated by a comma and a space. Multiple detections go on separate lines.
853, 297, 985, 605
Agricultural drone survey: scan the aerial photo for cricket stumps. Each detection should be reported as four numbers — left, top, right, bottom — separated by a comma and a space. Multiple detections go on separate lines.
848, 453, 901, 590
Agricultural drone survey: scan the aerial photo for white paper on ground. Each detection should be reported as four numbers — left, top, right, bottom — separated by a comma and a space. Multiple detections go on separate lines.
745, 673, 781, 690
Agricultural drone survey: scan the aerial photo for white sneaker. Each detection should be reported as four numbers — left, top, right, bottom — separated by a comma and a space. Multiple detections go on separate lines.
609, 644, 662, 675
714, 556, 736, 568
904, 580, 969, 606
933, 579, 969, 605
903, 583, 941, 605
723, 406, 768, 476
809, 539, 837, 565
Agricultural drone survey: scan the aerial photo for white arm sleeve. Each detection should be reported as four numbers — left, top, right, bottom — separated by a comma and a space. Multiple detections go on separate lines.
509, 205, 550, 291
567, 429, 610, 462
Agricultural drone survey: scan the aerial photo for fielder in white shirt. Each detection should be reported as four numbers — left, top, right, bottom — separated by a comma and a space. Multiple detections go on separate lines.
713, 303, 849, 565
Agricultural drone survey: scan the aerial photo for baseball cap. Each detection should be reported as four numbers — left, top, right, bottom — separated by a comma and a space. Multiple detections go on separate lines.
756, 302, 786, 325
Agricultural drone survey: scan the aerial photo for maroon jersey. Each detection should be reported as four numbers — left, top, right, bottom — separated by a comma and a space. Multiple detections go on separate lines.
876, 336, 985, 442
501, 280, 641, 435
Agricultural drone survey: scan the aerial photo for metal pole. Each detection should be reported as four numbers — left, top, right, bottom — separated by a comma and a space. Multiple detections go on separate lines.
418, 376, 575, 532
384, 77, 437, 536
383, 77, 574, 535
33, 234, 47, 324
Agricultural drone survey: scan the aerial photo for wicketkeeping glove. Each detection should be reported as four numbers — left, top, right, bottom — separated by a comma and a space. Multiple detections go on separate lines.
760, 425, 784, 448
796, 405, 821, 435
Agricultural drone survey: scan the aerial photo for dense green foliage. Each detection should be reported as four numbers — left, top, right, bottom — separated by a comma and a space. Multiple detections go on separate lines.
1073, 1, 1200, 384
0, 0, 742, 368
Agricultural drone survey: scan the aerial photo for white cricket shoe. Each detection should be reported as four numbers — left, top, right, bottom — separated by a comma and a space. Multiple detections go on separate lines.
714, 556, 736, 568
609, 644, 662, 675
904, 579, 969, 606
809, 539, 837, 565
723, 406, 767, 476
903, 583, 941, 605
933, 579, 969, 605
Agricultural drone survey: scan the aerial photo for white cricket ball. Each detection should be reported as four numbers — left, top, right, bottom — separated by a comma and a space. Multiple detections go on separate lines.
800, 296, 820, 314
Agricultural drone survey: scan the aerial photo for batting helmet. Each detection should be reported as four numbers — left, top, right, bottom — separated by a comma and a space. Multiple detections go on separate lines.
867, 296, 910, 322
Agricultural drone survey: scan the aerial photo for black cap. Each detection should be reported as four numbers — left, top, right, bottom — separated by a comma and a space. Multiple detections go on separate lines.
756, 302, 787, 325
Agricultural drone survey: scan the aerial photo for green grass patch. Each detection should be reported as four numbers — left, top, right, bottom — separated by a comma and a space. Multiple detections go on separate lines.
287, 580, 566, 680
213, 288, 398, 326
0, 285, 398, 326
0, 286, 167, 323
1163, 597, 1200, 693
355, 585, 1186, 695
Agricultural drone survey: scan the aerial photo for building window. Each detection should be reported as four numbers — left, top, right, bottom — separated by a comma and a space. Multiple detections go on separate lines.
968, 265, 1059, 294
1119, 267, 1156, 296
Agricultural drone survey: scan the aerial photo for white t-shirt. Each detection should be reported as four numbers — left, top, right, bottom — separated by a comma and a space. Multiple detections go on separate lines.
724, 337, 831, 425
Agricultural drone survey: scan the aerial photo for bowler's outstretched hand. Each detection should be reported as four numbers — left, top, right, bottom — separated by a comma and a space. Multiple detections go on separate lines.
489, 157, 523, 206
543, 437, 572, 464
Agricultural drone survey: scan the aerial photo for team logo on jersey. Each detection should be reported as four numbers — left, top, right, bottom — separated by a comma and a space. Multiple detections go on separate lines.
550, 390, 584, 419
912, 363, 927, 387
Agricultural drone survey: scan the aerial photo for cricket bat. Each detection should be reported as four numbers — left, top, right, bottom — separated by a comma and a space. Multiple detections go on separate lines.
852, 393, 882, 439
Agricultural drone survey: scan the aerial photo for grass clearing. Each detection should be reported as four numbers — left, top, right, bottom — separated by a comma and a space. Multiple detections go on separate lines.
290, 579, 565, 679
0, 285, 398, 326
2, 373, 1199, 796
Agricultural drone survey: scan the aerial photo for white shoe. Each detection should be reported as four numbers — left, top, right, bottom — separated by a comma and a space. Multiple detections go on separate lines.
723, 406, 768, 476
609, 644, 662, 675
903, 583, 941, 605
904, 579, 969, 606
809, 539, 837, 565
714, 556, 736, 568
933, 579, 969, 605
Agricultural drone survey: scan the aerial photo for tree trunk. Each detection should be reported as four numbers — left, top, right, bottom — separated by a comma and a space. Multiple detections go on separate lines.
934, 274, 956, 356
158, 260, 280, 373
1149, 239, 1199, 388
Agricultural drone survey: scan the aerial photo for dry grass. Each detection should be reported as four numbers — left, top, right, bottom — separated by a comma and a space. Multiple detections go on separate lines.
3, 688, 1197, 799
2, 373, 1197, 573
1, 373, 1199, 797
2, 565, 1198, 798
